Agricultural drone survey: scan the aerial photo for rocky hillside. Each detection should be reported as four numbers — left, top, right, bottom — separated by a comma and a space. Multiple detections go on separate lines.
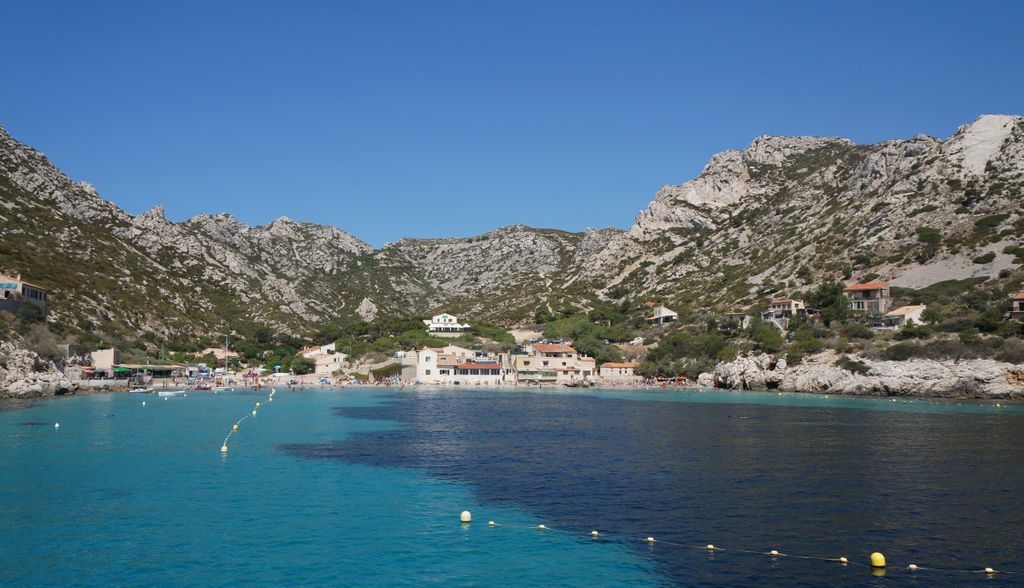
1, 115, 1021, 352
606, 115, 1024, 312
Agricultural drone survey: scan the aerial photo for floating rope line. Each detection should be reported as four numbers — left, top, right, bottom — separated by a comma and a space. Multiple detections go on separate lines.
221, 388, 276, 453
458, 513, 1016, 577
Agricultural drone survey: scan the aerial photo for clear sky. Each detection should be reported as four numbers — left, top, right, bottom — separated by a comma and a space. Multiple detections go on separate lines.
2, 1, 1022, 247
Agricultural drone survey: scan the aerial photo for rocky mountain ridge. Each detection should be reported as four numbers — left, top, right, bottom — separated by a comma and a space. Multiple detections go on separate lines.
1, 114, 1021, 351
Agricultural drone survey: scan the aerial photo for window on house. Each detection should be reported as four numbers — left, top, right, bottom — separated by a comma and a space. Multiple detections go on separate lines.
542, 360, 549, 366
425, 369, 431, 375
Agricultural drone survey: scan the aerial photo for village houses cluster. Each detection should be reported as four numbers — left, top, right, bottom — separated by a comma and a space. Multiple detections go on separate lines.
724, 281, 929, 332
8, 266, 1024, 386
399, 314, 638, 386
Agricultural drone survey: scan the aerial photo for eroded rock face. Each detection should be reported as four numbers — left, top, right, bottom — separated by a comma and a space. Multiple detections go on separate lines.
0, 341, 76, 399
710, 351, 1024, 398
356, 297, 378, 322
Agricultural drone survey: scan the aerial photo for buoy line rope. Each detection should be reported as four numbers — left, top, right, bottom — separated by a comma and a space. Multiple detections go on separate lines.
461, 517, 1016, 576
220, 389, 276, 453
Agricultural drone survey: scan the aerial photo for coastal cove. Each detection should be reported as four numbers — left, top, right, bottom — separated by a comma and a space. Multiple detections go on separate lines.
3, 387, 1023, 586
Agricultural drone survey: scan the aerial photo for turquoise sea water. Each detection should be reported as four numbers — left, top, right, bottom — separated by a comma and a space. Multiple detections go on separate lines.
2, 387, 1023, 586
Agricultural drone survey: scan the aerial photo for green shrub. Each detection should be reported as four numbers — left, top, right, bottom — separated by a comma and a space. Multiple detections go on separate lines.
915, 227, 942, 244
716, 346, 739, 362
833, 335, 851, 353
750, 321, 785, 353
975, 214, 1010, 232
996, 340, 1024, 364
836, 356, 871, 374
972, 252, 996, 264
839, 322, 873, 340
880, 343, 916, 361
794, 327, 823, 353
289, 356, 315, 375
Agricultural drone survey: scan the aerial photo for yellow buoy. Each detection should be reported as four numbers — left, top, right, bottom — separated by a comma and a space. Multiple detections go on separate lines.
487, 521, 495, 526
770, 550, 779, 556
839, 556, 848, 564
591, 531, 599, 537
985, 567, 995, 574
706, 544, 715, 551
646, 537, 655, 543
538, 524, 546, 530
220, 445, 228, 453
233, 424, 238, 431
870, 552, 886, 568
256, 402, 260, 407
908, 564, 918, 571
460, 511, 472, 523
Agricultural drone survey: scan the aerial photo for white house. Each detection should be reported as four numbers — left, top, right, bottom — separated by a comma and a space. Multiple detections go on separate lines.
300, 342, 336, 359
423, 313, 471, 337
315, 352, 348, 376
883, 305, 927, 329
646, 305, 679, 324
599, 362, 640, 383
763, 299, 806, 319
0, 272, 48, 309
403, 346, 507, 385
90, 348, 120, 372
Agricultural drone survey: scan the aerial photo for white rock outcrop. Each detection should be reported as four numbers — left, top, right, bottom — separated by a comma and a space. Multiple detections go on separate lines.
707, 351, 1024, 398
0, 341, 76, 399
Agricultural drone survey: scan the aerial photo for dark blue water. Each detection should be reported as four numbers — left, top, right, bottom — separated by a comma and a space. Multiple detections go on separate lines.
285, 388, 1024, 586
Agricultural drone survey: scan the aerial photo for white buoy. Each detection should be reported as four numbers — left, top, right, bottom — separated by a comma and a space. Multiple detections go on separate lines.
221, 445, 228, 453
460, 511, 472, 523
142, 401, 146, 406
538, 524, 546, 530
54, 422, 60, 429
646, 537, 655, 543
252, 410, 257, 416
183, 393, 187, 397
590, 530, 599, 537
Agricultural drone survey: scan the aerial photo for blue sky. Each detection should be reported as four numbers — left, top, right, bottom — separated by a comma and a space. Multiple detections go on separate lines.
2, 1, 1022, 247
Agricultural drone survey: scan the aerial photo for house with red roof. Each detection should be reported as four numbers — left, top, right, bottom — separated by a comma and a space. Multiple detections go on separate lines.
843, 281, 891, 314
403, 345, 508, 385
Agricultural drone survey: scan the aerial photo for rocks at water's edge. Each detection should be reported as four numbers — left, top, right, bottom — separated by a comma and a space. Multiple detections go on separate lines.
0, 341, 76, 399
702, 351, 1024, 399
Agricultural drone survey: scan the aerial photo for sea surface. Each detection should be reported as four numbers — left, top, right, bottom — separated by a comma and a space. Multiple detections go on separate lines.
1, 387, 1023, 587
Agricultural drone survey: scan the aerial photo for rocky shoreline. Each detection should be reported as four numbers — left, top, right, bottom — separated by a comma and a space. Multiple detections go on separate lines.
0, 341, 77, 400
699, 351, 1024, 399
